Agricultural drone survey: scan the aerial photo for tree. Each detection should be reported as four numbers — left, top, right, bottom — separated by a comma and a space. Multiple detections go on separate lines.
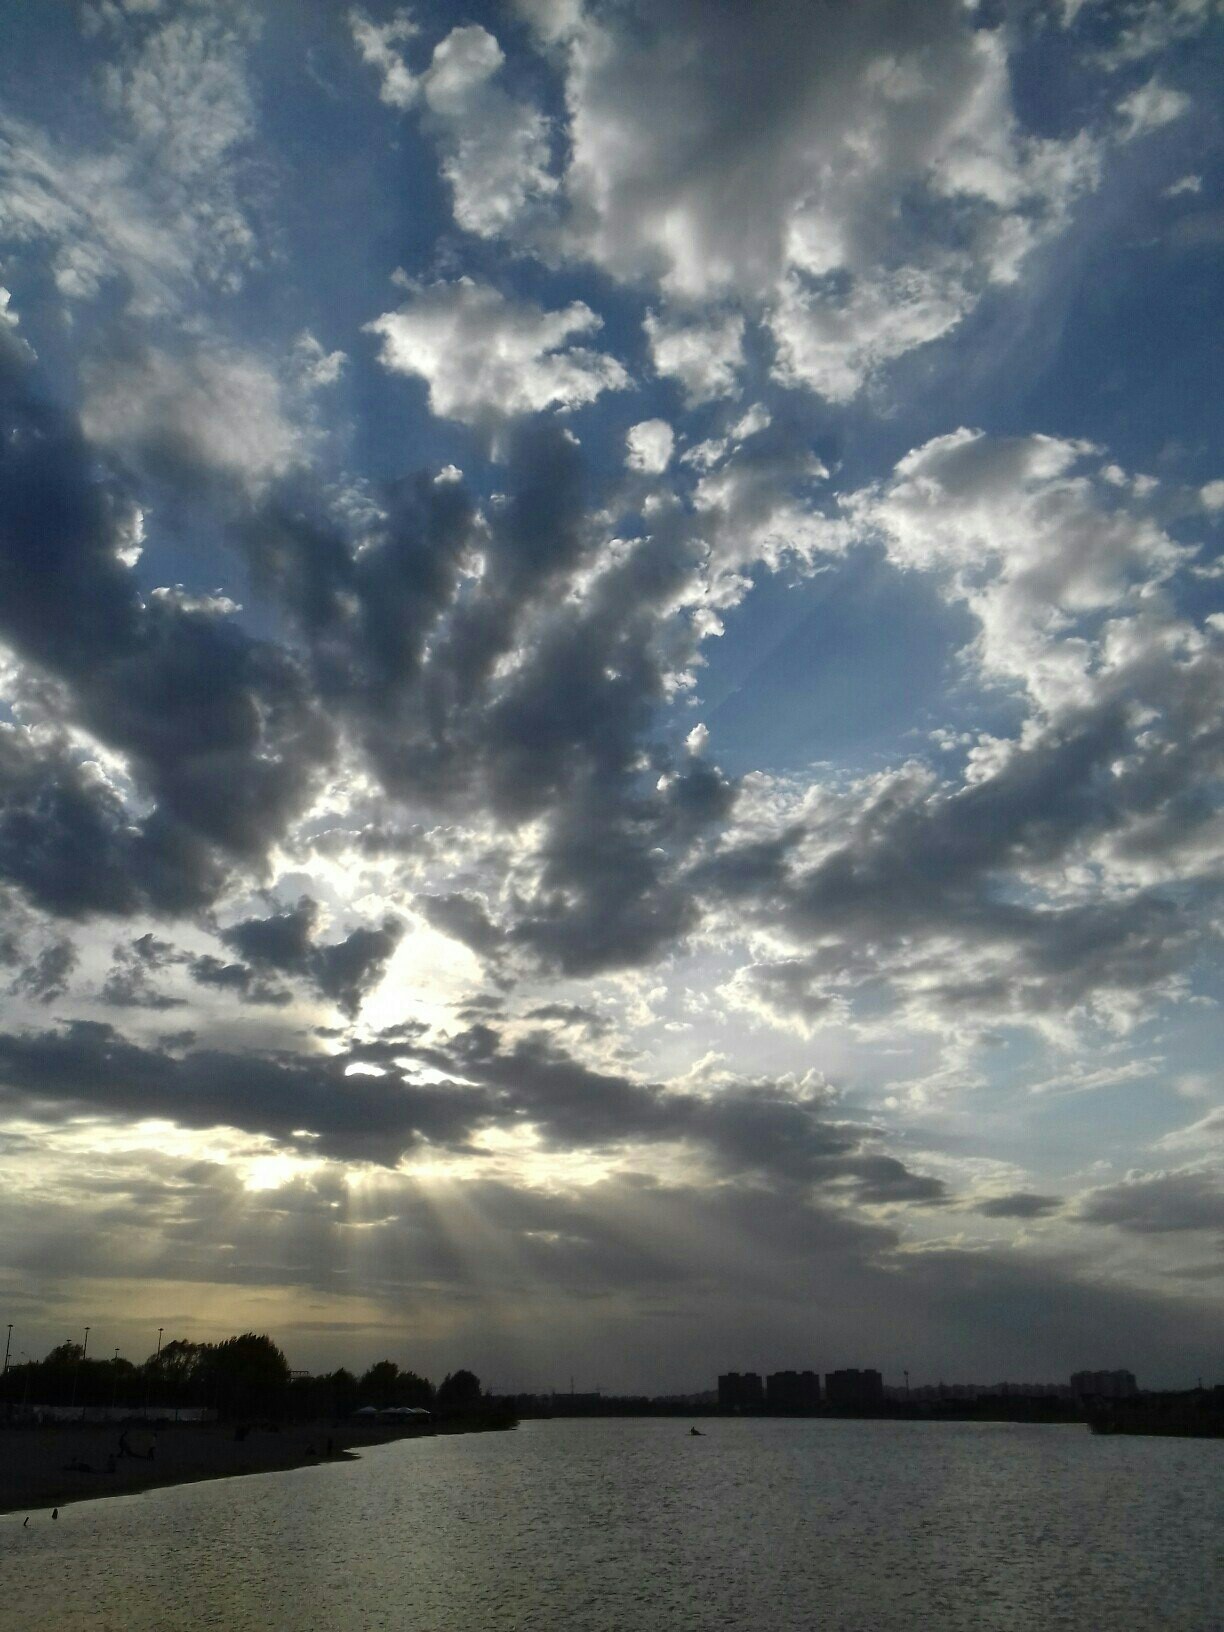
436, 1370, 482, 1414
44, 1342, 85, 1367
143, 1339, 204, 1407
200, 1334, 290, 1420
360, 1360, 401, 1405
327, 1367, 359, 1417
398, 1369, 434, 1410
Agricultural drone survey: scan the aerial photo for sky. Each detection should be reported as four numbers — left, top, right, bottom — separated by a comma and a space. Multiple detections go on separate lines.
0, 0, 1221, 1395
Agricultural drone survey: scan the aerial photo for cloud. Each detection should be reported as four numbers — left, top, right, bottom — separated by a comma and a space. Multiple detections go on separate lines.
1117, 76, 1192, 140
770, 265, 973, 402
4, 1144, 1220, 1388
644, 309, 745, 405
100, 933, 186, 1010
692, 429, 1222, 1040
0, 3, 263, 311
8, 939, 78, 1006
221, 896, 403, 1017
81, 339, 305, 485
1083, 0, 1219, 70
0, 0, 1219, 1392
0, 1010, 950, 1206
522, 1001, 612, 1038
0, 334, 333, 916
350, 8, 421, 110
0, 1019, 488, 1166
293, 331, 346, 389
353, 12, 560, 239
187, 954, 292, 1008
513, 0, 1101, 398
625, 419, 674, 474
1080, 1168, 1224, 1234
848, 429, 1188, 709
976, 1191, 1062, 1219
365, 278, 629, 423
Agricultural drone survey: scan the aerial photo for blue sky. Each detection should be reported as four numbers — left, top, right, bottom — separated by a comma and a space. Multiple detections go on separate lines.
0, 0, 1221, 1393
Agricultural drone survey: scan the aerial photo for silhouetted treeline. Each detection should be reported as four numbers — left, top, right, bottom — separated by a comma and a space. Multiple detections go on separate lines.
0, 1337, 494, 1424
1087, 1386, 1224, 1438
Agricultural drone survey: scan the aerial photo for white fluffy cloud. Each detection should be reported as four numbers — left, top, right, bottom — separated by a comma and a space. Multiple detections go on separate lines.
81, 341, 305, 483
350, 9, 421, 109
644, 309, 745, 405
513, 2, 1102, 400
849, 430, 1189, 712
352, 13, 556, 239
770, 266, 973, 403
364, 277, 629, 423
1117, 76, 1192, 139
625, 419, 674, 474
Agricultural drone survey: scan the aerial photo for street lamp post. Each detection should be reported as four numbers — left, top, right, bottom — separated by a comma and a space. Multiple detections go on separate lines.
71, 1326, 91, 1418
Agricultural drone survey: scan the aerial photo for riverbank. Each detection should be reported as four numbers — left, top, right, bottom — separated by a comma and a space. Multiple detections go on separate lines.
0, 1416, 512, 1517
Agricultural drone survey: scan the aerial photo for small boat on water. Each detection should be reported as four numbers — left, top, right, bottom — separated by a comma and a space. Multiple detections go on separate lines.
689, 1427, 703, 1436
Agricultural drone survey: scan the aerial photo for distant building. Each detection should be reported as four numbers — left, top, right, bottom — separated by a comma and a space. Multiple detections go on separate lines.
766, 1370, 821, 1410
824, 1368, 884, 1409
1070, 1370, 1138, 1400
718, 1372, 765, 1411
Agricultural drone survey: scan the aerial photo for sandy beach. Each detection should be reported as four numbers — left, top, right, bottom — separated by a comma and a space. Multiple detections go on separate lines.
0, 1420, 434, 1517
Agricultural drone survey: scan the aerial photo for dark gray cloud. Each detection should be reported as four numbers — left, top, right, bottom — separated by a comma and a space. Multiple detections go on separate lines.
0, 723, 222, 919
0, 332, 332, 919
697, 696, 1219, 1028
0, 1012, 945, 1202
188, 955, 292, 1007
8, 938, 77, 1005
0, 1020, 491, 1166
523, 1002, 612, 1038
100, 933, 187, 1010
410, 1023, 946, 1201
243, 419, 736, 977
977, 1192, 1063, 1220
1079, 1170, 1224, 1235
417, 893, 507, 961
220, 896, 403, 1016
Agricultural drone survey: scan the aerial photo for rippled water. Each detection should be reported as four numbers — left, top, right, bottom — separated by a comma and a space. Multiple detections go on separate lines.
2, 1418, 1221, 1630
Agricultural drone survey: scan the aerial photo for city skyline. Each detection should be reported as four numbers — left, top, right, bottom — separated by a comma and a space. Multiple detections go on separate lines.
0, 0, 1222, 1393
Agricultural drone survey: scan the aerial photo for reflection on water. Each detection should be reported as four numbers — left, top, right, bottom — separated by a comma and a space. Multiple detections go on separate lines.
2, 1417, 1221, 1630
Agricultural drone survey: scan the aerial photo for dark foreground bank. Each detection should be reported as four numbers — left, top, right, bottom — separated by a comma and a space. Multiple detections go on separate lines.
0, 1413, 516, 1517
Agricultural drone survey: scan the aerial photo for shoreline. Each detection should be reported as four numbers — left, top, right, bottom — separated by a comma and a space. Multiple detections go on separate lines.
0, 1419, 505, 1518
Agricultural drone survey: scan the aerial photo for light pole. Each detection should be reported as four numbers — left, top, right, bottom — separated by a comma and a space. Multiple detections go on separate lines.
146, 1328, 164, 1417
71, 1325, 90, 1417
3, 1323, 11, 1376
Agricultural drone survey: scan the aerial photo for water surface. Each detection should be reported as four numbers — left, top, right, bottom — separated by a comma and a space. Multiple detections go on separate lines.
2, 1417, 1220, 1630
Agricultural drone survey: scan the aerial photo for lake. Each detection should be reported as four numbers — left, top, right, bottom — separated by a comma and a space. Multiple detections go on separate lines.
2, 1417, 1221, 1629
